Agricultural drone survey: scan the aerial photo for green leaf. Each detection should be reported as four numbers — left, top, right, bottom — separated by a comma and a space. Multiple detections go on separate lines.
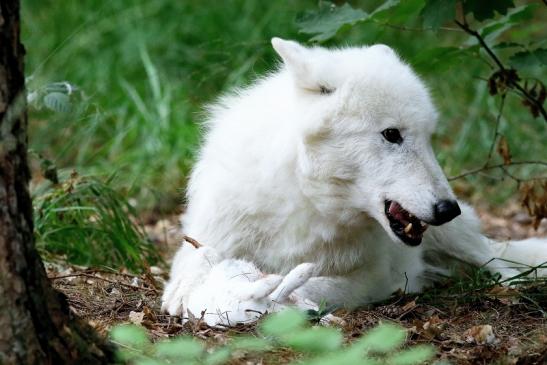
301, 348, 377, 365
410, 46, 469, 73
134, 358, 169, 365
230, 336, 272, 352
204, 348, 231, 365
419, 0, 456, 29
295, 2, 368, 42
260, 308, 307, 337
387, 345, 436, 365
154, 337, 204, 359
370, 0, 400, 17
110, 324, 150, 348
480, 4, 537, 41
463, 0, 515, 22
509, 48, 547, 71
355, 323, 406, 353
43, 92, 71, 113
282, 327, 343, 353
371, 0, 425, 23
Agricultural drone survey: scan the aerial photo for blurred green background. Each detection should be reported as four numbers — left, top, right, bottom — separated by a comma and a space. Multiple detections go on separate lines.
22, 0, 547, 213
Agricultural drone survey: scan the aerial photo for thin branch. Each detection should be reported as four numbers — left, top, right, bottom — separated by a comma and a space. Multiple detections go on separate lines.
454, 19, 505, 70
448, 94, 547, 183
499, 165, 524, 184
372, 19, 461, 32
485, 93, 506, 163
448, 161, 547, 181
49, 273, 158, 292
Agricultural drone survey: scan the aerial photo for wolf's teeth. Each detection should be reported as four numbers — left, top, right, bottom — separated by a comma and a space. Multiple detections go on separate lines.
404, 223, 413, 234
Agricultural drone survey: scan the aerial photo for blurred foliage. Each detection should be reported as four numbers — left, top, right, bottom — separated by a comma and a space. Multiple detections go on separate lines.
22, 0, 546, 210
34, 171, 160, 271
110, 308, 435, 364
22, 0, 308, 209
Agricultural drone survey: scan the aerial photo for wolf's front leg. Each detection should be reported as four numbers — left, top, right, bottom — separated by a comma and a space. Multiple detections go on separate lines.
423, 202, 541, 278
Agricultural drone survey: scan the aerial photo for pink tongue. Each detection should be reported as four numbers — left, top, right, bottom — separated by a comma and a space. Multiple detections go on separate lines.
389, 202, 408, 222
389, 201, 402, 215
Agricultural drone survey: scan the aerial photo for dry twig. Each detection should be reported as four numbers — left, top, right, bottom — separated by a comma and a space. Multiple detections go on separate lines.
49, 272, 158, 293
183, 235, 203, 249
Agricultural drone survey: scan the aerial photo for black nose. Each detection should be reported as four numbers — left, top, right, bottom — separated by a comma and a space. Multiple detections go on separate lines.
431, 200, 461, 226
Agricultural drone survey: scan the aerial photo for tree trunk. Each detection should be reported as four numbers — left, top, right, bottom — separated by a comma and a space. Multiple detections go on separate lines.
0, 2, 113, 364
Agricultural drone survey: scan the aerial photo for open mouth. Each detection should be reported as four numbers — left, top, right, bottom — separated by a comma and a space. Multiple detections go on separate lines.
384, 200, 428, 246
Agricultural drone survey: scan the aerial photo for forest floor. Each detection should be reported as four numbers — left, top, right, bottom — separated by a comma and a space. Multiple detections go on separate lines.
46, 203, 547, 365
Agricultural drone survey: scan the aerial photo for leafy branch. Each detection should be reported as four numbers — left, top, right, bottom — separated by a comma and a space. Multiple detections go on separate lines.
448, 93, 546, 183
448, 92, 547, 184
453, 18, 547, 122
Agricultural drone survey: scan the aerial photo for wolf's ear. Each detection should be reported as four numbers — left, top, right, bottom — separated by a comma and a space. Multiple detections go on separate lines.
271, 37, 312, 87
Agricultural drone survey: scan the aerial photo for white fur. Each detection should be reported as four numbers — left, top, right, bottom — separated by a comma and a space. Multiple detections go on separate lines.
162, 38, 547, 325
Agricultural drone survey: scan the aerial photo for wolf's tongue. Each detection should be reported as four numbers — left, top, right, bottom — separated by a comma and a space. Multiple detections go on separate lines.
388, 201, 400, 215
388, 201, 408, 222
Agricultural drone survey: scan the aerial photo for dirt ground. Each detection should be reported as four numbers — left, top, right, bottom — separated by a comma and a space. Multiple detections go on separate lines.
46, 204, 547, 364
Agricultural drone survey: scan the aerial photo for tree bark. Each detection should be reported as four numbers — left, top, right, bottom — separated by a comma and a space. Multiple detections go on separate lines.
0, 1, 113, 364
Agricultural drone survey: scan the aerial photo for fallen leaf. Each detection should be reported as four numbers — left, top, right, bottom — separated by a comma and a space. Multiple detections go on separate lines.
143, 305, 156, 322
413, 315, 445, 340
401, 300, 417, 312
464, 324, 497, 345
487, 285, 520, 305
129, 311, 145, 325
520, 181, 547, 230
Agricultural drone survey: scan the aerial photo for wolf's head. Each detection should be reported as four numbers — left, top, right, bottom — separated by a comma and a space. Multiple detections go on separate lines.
272, 38, 460, 246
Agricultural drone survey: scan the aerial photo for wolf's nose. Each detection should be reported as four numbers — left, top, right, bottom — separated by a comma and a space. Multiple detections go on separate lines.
431, 200, 461, 226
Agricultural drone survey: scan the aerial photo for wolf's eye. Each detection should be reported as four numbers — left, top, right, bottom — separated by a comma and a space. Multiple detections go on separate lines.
381, 128, 403, 144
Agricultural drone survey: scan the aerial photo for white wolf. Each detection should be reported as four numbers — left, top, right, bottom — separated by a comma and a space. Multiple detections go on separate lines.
162, 38, 547, 326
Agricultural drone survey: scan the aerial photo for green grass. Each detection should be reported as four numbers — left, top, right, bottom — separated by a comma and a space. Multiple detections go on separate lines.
34, 172, 161, 271
417, 260, 547, 315
22, 0, 546, 211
